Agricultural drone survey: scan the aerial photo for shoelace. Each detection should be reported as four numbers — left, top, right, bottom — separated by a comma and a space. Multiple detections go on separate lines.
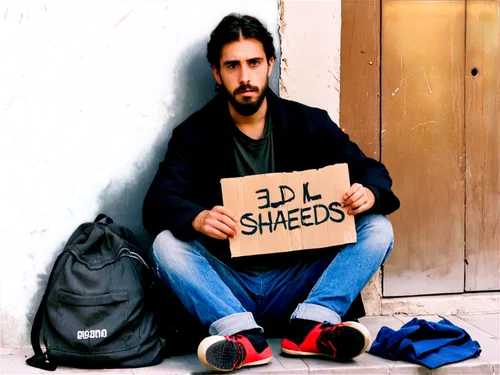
226, 334, 246, 370
317, 323, 343, 358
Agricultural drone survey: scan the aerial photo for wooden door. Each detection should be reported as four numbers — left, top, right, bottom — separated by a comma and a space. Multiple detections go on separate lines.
340, 0, 499, 296
380, 0, 500, 296
381, 0, 466, 296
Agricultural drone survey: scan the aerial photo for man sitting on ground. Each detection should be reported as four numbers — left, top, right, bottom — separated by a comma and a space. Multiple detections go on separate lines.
143, 13, 400, 372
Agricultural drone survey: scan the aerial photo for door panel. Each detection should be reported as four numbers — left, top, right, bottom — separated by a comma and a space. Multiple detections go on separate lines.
465, 1, 500, 291
382, 1, 466, 296
340, 0, 381, 159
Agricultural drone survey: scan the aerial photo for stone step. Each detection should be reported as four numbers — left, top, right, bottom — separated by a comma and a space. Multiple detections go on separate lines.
1, 314, 498, 375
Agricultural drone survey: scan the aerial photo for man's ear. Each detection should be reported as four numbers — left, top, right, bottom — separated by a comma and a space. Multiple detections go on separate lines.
267, 57, 275, 77
211, 65, 222, 85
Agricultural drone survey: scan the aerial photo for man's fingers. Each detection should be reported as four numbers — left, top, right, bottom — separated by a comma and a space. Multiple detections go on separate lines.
220, 215, 238, 234
203, 226, 229, 240
205, 216, 237, 238
218, 215, 238, 234
193, 206, 239, 240
213, 205, 237, 222
347, 187, 376, 215
350, 194, 368, 209
343, 183, 363, 203
201, 219, 235, 239
206, 210, 237, 233
343, 189, 365, 207
348, 201, 370, 215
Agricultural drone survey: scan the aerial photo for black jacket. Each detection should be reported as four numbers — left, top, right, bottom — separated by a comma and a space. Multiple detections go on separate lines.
143, 90, 400, 323
143, 90, 400, 261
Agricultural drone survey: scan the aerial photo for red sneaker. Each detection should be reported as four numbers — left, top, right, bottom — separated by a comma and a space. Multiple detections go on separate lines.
281, 321, 370, 360
198, 331, 273, 372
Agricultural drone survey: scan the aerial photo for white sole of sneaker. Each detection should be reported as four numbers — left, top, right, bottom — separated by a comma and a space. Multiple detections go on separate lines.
282, 321, 371, 359
197, 335, 272, 372
198, 336, 227, 371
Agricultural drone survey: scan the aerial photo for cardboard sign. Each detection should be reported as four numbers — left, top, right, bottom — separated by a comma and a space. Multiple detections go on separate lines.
221, 164, 357, 257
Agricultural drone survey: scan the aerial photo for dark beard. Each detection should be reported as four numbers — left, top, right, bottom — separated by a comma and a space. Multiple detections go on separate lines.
221, 79, 269, 116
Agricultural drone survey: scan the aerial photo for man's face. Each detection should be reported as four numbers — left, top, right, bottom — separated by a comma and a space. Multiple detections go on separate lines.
212, 38, 274, 116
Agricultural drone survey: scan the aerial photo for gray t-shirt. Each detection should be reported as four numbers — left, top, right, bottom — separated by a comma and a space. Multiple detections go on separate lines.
232, 116, 275, 177
232, 117, 282, 271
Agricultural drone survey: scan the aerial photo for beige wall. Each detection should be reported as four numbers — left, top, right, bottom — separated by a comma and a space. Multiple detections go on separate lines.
0, 0, 280, 348
279, 0, 342, 124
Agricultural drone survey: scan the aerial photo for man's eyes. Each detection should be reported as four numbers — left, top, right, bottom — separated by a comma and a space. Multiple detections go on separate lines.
226, 61, 261, 69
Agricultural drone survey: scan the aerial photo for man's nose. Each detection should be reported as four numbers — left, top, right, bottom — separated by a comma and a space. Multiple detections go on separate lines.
239, 65, 250, 83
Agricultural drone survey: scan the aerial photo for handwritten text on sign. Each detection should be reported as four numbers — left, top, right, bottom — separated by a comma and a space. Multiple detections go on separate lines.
221, 164, 357, 257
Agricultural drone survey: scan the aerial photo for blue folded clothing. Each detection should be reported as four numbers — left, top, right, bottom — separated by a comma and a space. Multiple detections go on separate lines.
368, 318, 481, 369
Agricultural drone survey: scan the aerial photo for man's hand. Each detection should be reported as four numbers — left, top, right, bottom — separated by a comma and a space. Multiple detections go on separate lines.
342, 183, 375, 215
192, 206, 238, 240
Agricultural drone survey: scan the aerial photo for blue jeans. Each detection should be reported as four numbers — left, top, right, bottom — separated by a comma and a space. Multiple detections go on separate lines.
150, 214, 393, 336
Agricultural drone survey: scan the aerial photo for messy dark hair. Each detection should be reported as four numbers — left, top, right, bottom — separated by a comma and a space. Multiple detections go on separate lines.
207, 14, 276, 69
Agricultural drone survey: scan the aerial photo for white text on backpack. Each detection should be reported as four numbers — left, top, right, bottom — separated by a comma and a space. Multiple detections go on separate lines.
77, 329, 107, 340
